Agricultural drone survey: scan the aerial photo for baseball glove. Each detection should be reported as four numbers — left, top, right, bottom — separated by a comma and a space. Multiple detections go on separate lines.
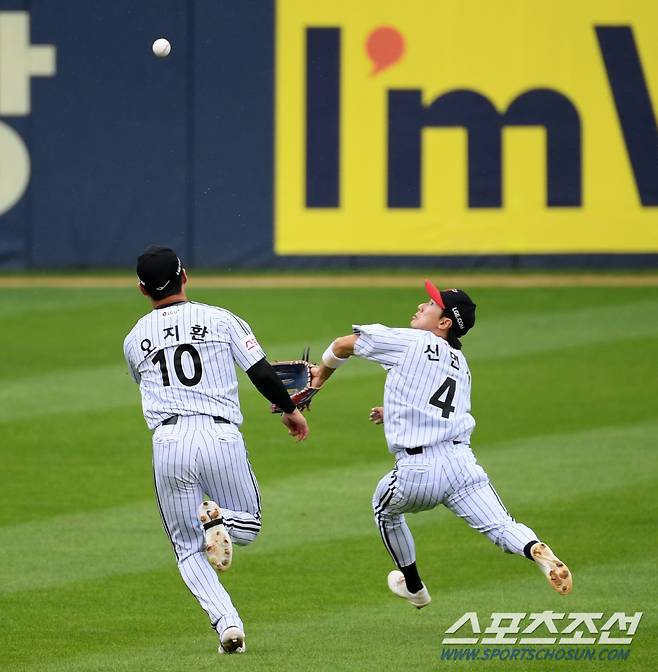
270, 347, 319, 413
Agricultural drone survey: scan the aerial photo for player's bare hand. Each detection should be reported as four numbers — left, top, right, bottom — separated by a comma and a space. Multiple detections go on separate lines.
369, 406, 384, 424
310, 365, 324, 389
282, 409, 309, 441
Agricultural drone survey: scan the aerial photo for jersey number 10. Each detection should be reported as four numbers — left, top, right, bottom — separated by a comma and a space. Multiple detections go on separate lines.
152, 345, 203, 387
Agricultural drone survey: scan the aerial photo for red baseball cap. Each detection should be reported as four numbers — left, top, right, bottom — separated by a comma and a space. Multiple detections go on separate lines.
424, 280, 477, 335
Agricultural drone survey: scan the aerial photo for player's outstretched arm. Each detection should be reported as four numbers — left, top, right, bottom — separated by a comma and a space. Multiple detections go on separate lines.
246, 357, 309, 441
311, 334, 358, 388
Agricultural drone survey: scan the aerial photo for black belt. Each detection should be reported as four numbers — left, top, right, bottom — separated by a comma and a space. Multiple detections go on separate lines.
161, 415, 230, 426
405, 441, 462, 456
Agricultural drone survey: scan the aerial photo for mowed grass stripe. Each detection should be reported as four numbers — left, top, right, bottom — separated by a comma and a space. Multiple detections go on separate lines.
465, 298, 658, 360
3, 334, 656, 529
3, 286, 658, 382
3, 553, 656, 672
0, 365, 133, 422
2, 420, 655, 595
2, 286, 656, 672
0, 285, 654, 330
3, 522, 655, 670
3, 296, 658, 421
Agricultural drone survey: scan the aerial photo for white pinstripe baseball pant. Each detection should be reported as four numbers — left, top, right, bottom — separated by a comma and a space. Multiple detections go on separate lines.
152, 415, 261, 635
373, 442, 537, 569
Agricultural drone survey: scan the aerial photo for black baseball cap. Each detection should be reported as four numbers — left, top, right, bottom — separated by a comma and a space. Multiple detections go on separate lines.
424, 280, 476, 336
136, 245, 182, 293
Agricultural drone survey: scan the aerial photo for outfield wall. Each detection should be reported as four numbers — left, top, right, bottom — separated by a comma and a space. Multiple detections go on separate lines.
0, 0, 656, 269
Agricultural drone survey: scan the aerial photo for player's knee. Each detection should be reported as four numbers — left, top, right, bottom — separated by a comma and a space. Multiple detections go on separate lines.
372, 491, 396, 516
373, 510, 402, 529
372, 492, 384, 513
178, 545, 203, 565
479, 518, 520, 553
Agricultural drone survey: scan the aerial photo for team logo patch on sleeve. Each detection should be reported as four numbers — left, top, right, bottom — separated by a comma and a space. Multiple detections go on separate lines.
242, 334, 260, 351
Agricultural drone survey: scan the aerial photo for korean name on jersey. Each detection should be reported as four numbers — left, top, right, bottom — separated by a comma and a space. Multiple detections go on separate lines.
353, 324, 475, 452
124, 302, 265, 429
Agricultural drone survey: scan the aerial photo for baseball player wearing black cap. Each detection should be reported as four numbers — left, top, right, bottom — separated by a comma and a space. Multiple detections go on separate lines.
124, 245, 309, 654
312, 280, 572, 609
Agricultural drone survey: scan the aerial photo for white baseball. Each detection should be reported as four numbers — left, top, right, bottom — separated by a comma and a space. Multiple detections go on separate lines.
152, 38, 171, 58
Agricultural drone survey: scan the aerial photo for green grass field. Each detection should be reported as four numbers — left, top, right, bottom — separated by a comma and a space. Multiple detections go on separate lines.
1, 283, 657, 672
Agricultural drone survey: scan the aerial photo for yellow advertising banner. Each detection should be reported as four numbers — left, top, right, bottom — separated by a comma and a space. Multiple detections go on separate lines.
275, 0, 658, 254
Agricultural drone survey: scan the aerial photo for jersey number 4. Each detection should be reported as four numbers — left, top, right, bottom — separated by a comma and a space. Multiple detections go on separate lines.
429, 376, 456, 418
152, 345, 203, 387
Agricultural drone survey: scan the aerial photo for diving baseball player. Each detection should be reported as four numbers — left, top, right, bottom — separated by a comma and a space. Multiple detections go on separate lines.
123, 245, 308, 654
312, 280, 572, 608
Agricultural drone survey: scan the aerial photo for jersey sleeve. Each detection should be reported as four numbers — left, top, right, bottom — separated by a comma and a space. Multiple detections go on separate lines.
352, 323, 417, 367
122, 333, 141, 384
226, 313, 267, 371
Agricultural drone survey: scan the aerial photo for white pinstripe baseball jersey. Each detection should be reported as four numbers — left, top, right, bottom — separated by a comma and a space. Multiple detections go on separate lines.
353, 323, 475, 453
123, 301, 265, 429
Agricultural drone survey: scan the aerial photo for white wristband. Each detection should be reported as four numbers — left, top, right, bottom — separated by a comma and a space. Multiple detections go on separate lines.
322, 344, 349, 369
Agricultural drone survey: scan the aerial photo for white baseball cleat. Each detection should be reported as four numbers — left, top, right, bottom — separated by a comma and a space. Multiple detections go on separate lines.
198, 500, 232, 572
387, 570, 432, 609
219, 626, 246, 654
531, 542, 573, 595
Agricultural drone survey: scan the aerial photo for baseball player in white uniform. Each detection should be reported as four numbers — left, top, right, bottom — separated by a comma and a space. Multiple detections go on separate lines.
123, 246, 309, 654
312, 280, 572, 608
